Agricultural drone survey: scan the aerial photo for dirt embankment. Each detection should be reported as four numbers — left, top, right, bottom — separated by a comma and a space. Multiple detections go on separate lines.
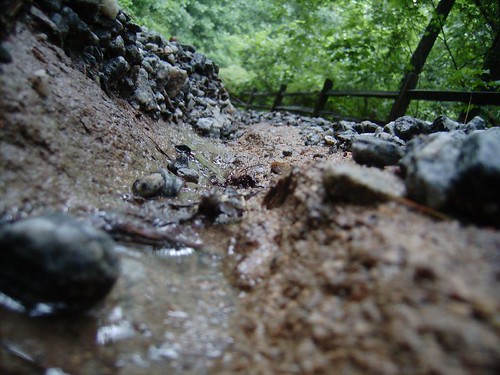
1, 14, 499, 375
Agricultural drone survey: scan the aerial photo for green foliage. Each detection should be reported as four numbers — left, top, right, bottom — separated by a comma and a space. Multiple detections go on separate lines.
118, 0, 499, 122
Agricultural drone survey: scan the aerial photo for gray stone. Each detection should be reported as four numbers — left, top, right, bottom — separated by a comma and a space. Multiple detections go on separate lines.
429, 115, 461, 133
159, 168, 184, 197
132, 169, 183, 198
334, 129, 358, 150
168, 154, 189, 174
133, 67, 156, 110
352, 135, 404, 168
451, 127, 500, 225
374, 131, 406, 146
165, 66, 188, 98
177, 168, 200, 184
108, 35, 125, 57
125, 44, 142, 65
463, 116, 486, 133
392, 116, 429, 141
323, 163, 405, 205
353, 121, 382, 134
400, 132, 466, 209
0, 214, 119, 313
102, 56, 129, 79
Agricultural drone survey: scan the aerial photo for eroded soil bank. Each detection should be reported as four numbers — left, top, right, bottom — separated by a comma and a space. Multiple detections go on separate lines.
1, 19, 499, 375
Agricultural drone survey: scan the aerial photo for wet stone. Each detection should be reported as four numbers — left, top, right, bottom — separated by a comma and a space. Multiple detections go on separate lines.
0, 214, 120, 313
391, 115, 430, 141
108, 35, 125, 57
451, 127, 500, 225
132, 169, 183, 198
177, 167, 200, 184
429, 115, 461, 133
462, 116, 486, 133
352, 135, 404, 168
101, 56, 129, 80
400, 132, 467, 209
168, 154, 189, 174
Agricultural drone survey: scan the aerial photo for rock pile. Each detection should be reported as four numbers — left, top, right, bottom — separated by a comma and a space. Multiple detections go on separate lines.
235, 109, 500, 226
27, 0, 235, 137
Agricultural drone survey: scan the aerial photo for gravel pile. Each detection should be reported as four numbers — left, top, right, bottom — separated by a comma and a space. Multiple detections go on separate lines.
25, 0, 236, 137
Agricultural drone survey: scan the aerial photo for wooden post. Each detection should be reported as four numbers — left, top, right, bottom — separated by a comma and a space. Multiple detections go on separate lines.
313, 79, 333, 116
271, 84, 287, 111
388, 0, 456, 121
246, 88, 257, 107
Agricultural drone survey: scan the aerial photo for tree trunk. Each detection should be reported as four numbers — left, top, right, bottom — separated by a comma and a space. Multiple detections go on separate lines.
388, 0, 456, 121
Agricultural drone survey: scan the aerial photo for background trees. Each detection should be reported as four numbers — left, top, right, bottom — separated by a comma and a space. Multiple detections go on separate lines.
118, 0, 499, 121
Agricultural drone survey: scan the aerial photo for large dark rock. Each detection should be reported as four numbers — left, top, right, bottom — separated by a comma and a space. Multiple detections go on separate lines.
400, 127, 500, 226
352, 134, 404, 168
0, 214, 120, 313
451, 127, 500, 225
400, 132, 466, 209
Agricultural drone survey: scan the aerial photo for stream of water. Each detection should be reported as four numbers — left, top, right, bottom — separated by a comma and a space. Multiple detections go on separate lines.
0, 245, 237, 375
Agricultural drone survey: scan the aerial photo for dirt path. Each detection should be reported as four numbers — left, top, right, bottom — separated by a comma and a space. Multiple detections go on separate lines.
1, 21, 499, 375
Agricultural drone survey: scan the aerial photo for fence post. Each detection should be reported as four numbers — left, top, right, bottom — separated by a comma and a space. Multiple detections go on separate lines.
388, 72, 419, 121
246, 88, 257, 107
271, 84, 287, 111
313, 78, 333, 116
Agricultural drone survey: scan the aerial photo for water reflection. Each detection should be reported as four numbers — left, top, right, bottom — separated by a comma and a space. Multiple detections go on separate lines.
0, 245, 237, 375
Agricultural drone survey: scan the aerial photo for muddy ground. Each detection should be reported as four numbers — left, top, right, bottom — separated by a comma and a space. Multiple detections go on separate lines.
1, 21, 499, 375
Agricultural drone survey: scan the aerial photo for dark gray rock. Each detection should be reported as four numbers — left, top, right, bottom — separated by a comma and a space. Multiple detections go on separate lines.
352, 135, 404, 168
101, 56, 129, 80
334, 129, 358, 150
463, 116, 486, 133
400, 132, 467, 209
68, 0, 101, 23
374, 131, 406, 147
353, 121, 382, 134
132, 169, 183, 198
108, 35, 125, 57
37, 0, 63, 12
133, 67, 157, 111
124, 44, 142, 65
451, 127, 500, 225
429, 115, 461, 133
392, 116, 429, 141
0, 214, 119, 313
168, 154, 189, 174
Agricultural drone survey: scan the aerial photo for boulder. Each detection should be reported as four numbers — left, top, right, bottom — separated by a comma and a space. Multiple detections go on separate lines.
0, 214, 120, 313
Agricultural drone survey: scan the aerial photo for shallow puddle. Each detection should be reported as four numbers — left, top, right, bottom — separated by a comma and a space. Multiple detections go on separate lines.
0, 245, 237, 375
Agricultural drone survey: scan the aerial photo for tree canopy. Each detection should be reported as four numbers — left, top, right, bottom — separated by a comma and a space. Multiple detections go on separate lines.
118, 0, 499, 121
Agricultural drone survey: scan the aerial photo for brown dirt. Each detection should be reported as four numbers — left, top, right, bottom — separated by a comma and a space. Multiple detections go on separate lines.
1, 20, 499, 375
